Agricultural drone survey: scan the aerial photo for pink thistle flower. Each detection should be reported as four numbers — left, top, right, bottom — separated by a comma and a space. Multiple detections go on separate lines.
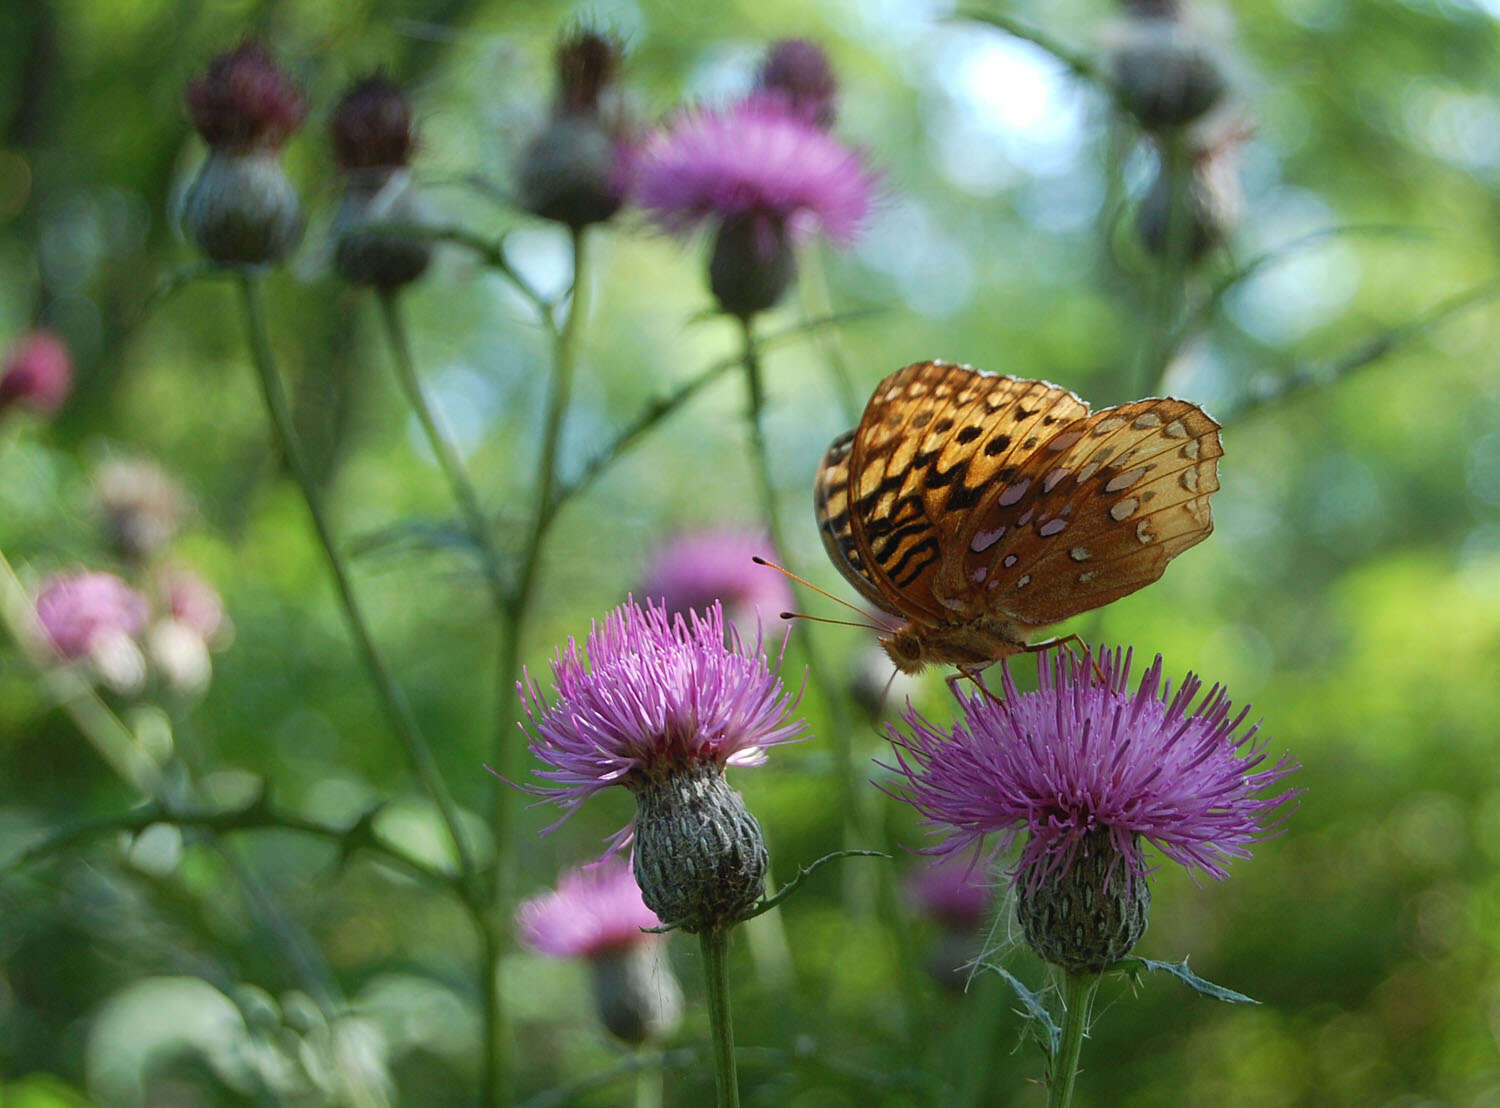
329, 75, 416, 172
885, 647, 1300, 892
35, 572, 148, 660
641, 529, 793, 632
0, 331, 72, 417
522, 598, 805, 830
634, 94, 872, 246
904, 855, 993, 932
186, 39, 306, 153
160, 568, 228, 644
757, 39, 838, 128
516, 859, 662, 959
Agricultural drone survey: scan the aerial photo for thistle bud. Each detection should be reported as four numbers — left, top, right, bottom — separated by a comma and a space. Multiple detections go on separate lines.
709, 213, 795, 320
1107, 11, 1224, 131
518, 28, 630, 227
1136, 144, 1239, 262
589, 943, 684, 1045
330, 76, 416, 173
0, 331, 72, 417
183, 41, 305, 267
630, 763, 769, 933
1014, 830, 1150, 974
757, 39, 838, 128
95, 459, 186, 564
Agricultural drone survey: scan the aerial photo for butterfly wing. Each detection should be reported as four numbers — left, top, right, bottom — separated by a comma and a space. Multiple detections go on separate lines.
936, 396, 1223, 626
813, 429, 902, 616
842, 361, 1091, 624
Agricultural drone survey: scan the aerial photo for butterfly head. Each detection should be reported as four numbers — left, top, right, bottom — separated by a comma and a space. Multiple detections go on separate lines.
879, 626, 928, 675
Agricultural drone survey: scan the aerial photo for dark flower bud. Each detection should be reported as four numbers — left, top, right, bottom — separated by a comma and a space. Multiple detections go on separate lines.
332, 171, 433, 289
589, 943, 684, 1045
519, 27, 629, 227
1136, 147, 1237, 262
186, 40, 306, 154
757, 39, 838, 128
95, 459, 187, 564
1014, 829, 1150, 974
630, 763, 769, 934
330, 76, 417, 172
1107, 14, 1224, 131
709, 213, 795, 319
183, 151, 303, 267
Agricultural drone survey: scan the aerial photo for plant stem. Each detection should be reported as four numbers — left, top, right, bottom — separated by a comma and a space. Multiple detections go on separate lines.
1047, 973, 1101, 1108
376, 289, 507, 613
633, 1053, 664, 1108
235, 274, 474, 883
699, 927, 741, 1108
1132, 138, 1193, 395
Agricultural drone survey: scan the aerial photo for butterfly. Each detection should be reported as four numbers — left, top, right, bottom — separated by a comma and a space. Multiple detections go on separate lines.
813, 360, 1222, 680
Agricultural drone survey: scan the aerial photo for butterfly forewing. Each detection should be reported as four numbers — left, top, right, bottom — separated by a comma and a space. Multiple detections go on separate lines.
816, 361, 1222, 647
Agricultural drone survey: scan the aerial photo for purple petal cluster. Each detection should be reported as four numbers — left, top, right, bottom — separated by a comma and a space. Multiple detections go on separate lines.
186, 40, 306, 152
904, 854, 993, 932
0, 331, 72, 416
522, 598, 806, 826
516, 859, 662, 959
641, 529, 793, 627
886, 648, 1300, 889
633, 94, 874, 244
35, 572, 148, 660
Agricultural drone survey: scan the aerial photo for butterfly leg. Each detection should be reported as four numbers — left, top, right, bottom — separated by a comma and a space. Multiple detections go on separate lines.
1022, 634, 1108, 684
949, 665, 1008, 706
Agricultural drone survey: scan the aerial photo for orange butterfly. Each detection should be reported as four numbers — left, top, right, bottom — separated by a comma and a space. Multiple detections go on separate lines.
813, 361, 1222, 680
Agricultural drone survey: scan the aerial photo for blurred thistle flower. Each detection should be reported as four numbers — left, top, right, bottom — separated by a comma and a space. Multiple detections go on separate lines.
756, 39, 838, 128
159, 567, 229, 645
182, 40, 305, 267
35, 571, 149, 693
522, 598, 805, 932
905, 855, 994, 990
1136, 136, 1242, 263
634, 94, 874, 317
329, 75, 433, 289
640, 529, 792, 636
1105, 1, 1225, 131
0, 331, 72, 418
146, 567, 230, 695
885, 647, 1299, 974
94, 458, 187, 564
147, 619, 213, 695
517, 859, 684, 1044
518, 26, 632, 228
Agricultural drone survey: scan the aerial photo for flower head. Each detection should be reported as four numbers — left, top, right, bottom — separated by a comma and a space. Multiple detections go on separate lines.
330, 75, 416, 172
641, 529, 792, 632
35, 572, 148, 660
905, 855, 993, 932
757, 39, 838, 128
186, 40, 306, 153
886, 648, 1299, 891
516, 859, 662, 959
160, 567, 228, 644
0, 331, 72, 417
95, 458, 187, 563
523, 598, 804, 825
634, 95, 872, 246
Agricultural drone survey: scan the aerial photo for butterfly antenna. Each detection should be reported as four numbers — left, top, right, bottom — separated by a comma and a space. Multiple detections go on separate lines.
751, 556, 899, 632
780, 610, 889, 634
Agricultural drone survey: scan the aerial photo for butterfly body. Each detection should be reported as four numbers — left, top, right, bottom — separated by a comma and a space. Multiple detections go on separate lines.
815, 361, 1223, 676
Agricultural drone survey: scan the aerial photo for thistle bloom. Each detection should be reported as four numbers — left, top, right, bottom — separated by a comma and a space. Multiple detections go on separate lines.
517, 859, 683, 1044
886, 648, 1299, 972
0, 331, 72, 417
756, 39, 838, 128
905, 855, 992, 933
35, 572, 149, 693
640, 529, 793, 634
633, 93, 874, 316
183, 40, 305, 266
523, 599, 805, 931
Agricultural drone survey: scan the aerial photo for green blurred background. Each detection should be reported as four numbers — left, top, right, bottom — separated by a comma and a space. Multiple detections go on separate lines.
2, 0, 1500, 1104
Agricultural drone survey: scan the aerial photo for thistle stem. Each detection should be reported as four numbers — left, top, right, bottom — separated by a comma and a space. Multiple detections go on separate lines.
1133, 137, 1193, 395
1047, 973, 1101, 1108
234, 275, 475, 883
699, 926, 741, 1108
376, 288, 507, 613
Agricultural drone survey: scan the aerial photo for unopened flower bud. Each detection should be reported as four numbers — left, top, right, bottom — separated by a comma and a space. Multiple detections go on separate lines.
589, 942, 684, 1045
332, 169, 433, 289
518, 28, 629, 227
95, 459, 186, 564
757, 39, 838, 129
183, 42, 305, 266
1015, 830, 1150, 974
630, 763, 769, 933
709, 214, 795, 319
0, 331, 71, 417
88, 627, 148, 695
148, 619, 213, 695
1107, 13, 1224, 131
1136, 148, 1238, 262
330, 76, 416, 172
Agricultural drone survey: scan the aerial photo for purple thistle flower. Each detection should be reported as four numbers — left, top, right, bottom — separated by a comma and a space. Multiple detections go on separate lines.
634, 94, 873, 246
516, 858, 663, 959
904, 854, 993, 932
522, 598, 805, 931
757, 39, 838, 128
186, 39, 306, 153
35, 572, 148, 660
0, 331, 72, 417
522, 598, 804, 830
885, 647, 1300, 891
640, 529, 793, 633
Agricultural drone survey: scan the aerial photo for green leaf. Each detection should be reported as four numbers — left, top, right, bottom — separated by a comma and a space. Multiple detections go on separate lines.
980, 963, 1061, 1057
1118, 956, 1259, 1005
